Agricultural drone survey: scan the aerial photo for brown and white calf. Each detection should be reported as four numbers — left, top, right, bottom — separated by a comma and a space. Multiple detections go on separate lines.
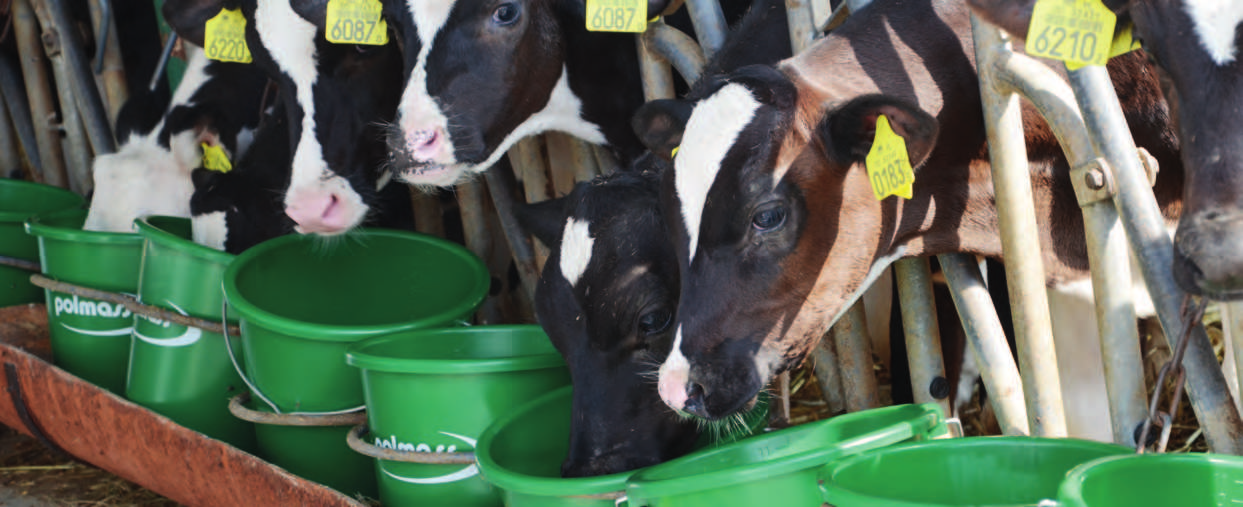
968, 0, 1243, 300
639, 0, 1181, 436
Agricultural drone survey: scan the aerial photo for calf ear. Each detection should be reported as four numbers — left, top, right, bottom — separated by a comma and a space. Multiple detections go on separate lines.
163, 0, 227, 47
817, 95, 939, 170
516, 196, 570, 250
633, 99, 693, 160
290, 0, 328, 30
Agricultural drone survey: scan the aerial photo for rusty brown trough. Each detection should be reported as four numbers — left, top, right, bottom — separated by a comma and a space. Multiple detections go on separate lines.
0, 303, 367, 507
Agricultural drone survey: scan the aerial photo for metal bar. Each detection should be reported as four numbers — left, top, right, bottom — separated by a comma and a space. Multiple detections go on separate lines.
683, 0, 727, 60
1226, 302, 1243, 416
567, 138, 600, 183
844, 0, 871, 14
0, 88, 20, 179
1066, 64, 1243, 455
88, 0, 128, 126
834, 303, 881, 412
592, 144, 620, 175
544, 133, 578, 196
785, 0, 817, 52
0, 54, 44, 177
636, 28, 677, 101
484, 158, 541, 304
939, 252, 1030, 435
150, 33, 178, 93
510, 137, 551, 268
12, 0, 67, 188
894, 257, 951, 414
810, 334, 846, 415
971, 14, 1066, 437
36, 21, 93, 196
455, 179, 493, 274
989, 47, 1146, 446
34, 0, 116, 157
642, 22, 706, 86
408, 186, 445, 237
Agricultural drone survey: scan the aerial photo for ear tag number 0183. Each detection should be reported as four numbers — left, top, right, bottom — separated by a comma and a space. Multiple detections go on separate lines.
866, 115, 915, 201
1026, 0, 1116, 69
204, 8, 252, 63
585, 0, 647, 33
326, 0, 388, 45
201, 143, 232, 173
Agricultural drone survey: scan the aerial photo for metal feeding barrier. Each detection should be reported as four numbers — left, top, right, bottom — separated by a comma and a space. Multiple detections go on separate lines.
962, 14, 1243, 452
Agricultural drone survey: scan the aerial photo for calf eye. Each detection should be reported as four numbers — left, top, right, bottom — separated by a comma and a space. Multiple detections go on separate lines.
492, 3, 520, 25
751, 206, 787, 231
638, 308, 673, 336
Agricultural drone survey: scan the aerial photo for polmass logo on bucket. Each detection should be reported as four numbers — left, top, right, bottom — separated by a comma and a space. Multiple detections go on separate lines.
375, 432, 478, 484
52, 293, 133, 336
133, 301, 202, 347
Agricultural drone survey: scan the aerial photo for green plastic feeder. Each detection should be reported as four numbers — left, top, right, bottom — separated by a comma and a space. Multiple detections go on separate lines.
476, 386, 769, 507
820, 436, 1132, 506
222, 229, 488, 496
1058, 453, 1243, 506
25, 208, 141, 394
248, 400, 378, 499
127, 216, 255, 452
625, 403, 948, 507
1, 179, 83, 306
346, 325, 571, 507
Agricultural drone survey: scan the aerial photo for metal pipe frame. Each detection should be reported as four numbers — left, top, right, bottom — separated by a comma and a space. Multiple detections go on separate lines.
894, 257, 951, 414
979, 30, 1148, 446
1227, 302, 1243, 416
0, 56, 43, 179
88, 0, 128, 126
0, 91, 21, 178
642, 22, 706, 86
834, 303, 881, 412
12, 0, 67, 188
33, 0, 115, 157
939, 252, 1031, 435
1065, 60, 1243, 454
683, 0, 727, 60
810, 332, 846, 415
35, 12, 93, 196
784, 0, 817, 53
970, 15, 1067, 437
490, 155, 542, 303
844, 0, 871, 15
637, 29, 677, 102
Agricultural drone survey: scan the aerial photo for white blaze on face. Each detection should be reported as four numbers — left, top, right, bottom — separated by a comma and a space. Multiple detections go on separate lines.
192, 211, 228, 251
675, 84, 761, 262
1184, 0, 1243, 65
658, 325, 692, 410
396, 0, 457, 159
257, 0, 366, 232
559, 217, 594, 287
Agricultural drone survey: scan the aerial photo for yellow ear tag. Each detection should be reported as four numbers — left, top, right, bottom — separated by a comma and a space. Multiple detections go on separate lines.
325, 0, 389, 45
1107, 24, 1142, 59
201, 143, 232, 173
204, 8, 253, 63
1026, 0, 1116, 70
865, 115, 915, 201
670, 146, 680, 159
585, 0, 648, 33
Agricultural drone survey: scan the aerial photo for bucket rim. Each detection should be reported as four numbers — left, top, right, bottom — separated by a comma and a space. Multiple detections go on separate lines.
0, 179, 84, 223
345, 324, 567, 374
25, 208, 143, 245
820, 435, 1132, 507
221, 229, 490, 340
1057, 452, 1243, 507
135, 215, 235, 266
625, 403, 946, 501
476, 386, 634, 498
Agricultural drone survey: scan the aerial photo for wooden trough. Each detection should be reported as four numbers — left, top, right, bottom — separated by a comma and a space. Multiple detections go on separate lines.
0, 303, 366, 507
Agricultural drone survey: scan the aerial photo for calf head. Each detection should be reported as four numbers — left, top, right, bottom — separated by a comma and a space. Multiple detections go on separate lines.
637, 65, 938, 420
517, 162, 697, 477
164, 0, 400, 237
290, 0, 680, 187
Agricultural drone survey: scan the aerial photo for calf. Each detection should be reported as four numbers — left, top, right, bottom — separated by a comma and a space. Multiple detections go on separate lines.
287, 0, 755, 188
639, 0, 1182, 429
83, 44, 268, 232
967, 0, 1243, 301
163, 0, 405, 236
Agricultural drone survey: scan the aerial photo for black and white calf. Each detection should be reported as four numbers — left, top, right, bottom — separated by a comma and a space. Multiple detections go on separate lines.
84, 44, 268, 232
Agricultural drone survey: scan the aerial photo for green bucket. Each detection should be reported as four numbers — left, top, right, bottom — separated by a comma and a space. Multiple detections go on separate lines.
222, 229, 489, 496
25, 208, 141, 394
248, 400, 380, 499
127, 216, 255, 452
476, 386, 769, 507
346, 325, 571, 507
625, 403, 948, 507
0, 179, 83, 307
1058, 453, 1243, 506
820, 436, 1132, 506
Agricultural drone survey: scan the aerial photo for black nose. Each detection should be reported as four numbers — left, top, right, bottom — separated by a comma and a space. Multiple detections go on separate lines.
683, 381, 710, 419
1174, 209, 1243, 299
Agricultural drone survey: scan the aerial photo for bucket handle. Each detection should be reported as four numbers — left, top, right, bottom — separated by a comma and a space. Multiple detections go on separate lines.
221, 299, 366, 416
816, 409, 945, 502
346, 424, 476, 465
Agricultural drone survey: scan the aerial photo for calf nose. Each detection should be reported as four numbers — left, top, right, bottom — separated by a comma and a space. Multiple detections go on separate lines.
285, 190, 352, 235
1174, 208, 1243, 299
657, 367, 690, 411
682, 382, 710, 419
404, 127, 447, 163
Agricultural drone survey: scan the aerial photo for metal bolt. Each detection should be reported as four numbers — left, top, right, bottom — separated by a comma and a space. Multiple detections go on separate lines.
929, 376, 950, 400
1084, 169, 1106, 190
